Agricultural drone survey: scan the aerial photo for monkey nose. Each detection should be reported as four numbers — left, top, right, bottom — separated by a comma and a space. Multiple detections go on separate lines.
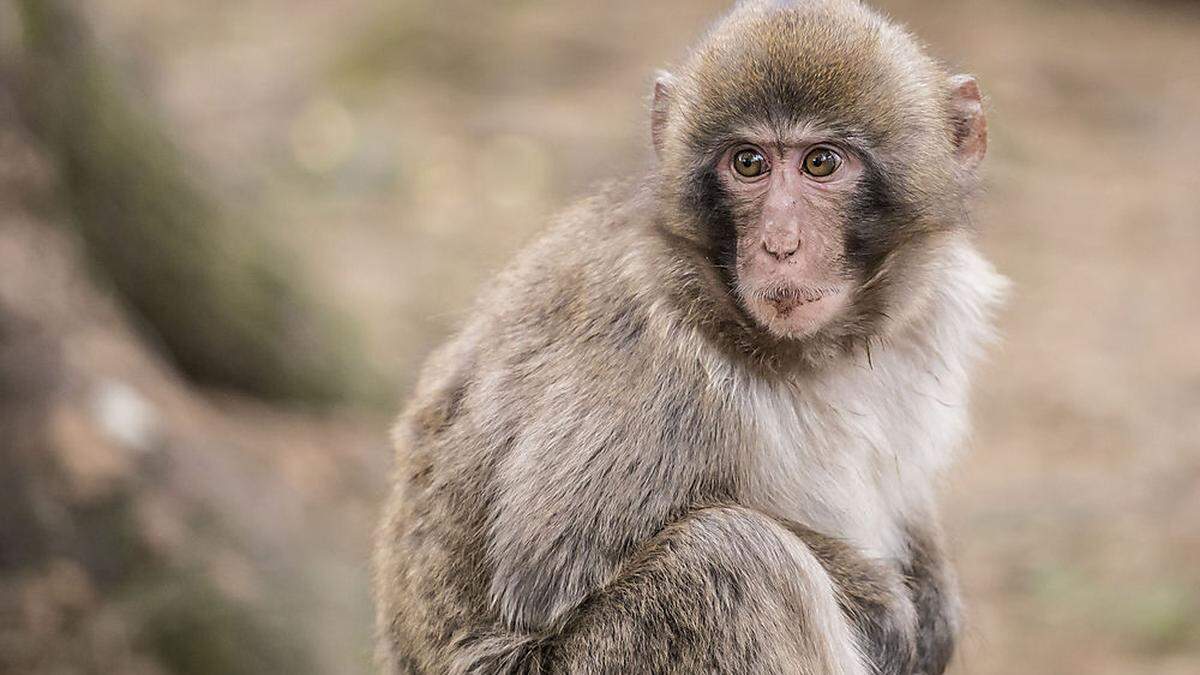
762, 237, 799, 261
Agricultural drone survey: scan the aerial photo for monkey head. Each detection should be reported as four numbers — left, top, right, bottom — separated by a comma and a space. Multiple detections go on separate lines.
651, 0, 987, 367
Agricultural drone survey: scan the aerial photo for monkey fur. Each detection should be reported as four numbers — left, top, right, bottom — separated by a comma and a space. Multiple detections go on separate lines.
374, 1, 1005, 673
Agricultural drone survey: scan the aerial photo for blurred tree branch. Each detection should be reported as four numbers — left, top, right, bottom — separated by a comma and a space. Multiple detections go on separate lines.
9, 0, 381, 406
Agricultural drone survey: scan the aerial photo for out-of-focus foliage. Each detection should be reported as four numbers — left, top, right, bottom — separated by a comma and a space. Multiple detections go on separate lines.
10, 0, 378, 406
0, 214, 382, 673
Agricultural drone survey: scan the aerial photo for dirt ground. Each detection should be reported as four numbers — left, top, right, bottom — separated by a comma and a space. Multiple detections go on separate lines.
6, 0, 1200, 672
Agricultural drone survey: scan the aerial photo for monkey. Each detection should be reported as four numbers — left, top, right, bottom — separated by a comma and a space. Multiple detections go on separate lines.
374, 0, 1005, 673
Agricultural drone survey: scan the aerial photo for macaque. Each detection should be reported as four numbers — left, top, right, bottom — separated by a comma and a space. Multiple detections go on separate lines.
375, 1, 1004, 673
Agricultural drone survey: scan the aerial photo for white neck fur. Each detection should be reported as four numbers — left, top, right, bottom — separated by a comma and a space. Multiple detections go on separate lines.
731, 239, 1007, 559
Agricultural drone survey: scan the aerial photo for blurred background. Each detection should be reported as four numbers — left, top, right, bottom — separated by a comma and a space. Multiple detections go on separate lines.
0, 0, 1197, 673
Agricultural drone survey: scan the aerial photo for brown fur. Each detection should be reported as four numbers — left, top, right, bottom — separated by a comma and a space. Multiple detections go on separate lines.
374, 1, 1001, 673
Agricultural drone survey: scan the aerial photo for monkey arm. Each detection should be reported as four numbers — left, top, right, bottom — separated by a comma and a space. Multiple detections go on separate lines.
456, 505, 872, 675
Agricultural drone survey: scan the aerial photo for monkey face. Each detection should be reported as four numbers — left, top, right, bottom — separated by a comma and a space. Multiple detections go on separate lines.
716, 133, 866, 340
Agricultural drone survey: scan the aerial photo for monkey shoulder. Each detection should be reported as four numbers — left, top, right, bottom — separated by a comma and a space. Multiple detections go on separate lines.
475, 245, 735, 632
400, 187, 659, 432
392, 187, 733, 633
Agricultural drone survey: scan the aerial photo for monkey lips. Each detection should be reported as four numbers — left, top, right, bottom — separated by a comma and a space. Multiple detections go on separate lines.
745, 284, 850, 339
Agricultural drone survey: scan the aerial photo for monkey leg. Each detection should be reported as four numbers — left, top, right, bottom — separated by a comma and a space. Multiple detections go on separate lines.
901, 526, 961, 675
457, 505, 872, 675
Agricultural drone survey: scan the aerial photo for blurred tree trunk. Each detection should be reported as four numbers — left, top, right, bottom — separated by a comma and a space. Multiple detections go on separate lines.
10, 0, 379, 406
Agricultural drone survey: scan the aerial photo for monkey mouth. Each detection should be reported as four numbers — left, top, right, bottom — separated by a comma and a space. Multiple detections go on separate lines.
738, 283, 851, 340
757, 286, 844, 315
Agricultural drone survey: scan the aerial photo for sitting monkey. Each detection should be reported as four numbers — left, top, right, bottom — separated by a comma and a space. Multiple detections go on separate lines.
375, 1, 1005, 673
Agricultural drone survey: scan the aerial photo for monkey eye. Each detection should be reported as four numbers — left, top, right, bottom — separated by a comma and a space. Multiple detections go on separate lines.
732, 148, 768, 178
802, 147, 842, 178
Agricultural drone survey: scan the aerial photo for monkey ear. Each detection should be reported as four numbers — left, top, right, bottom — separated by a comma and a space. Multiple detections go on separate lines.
651, 71, 676, 159
948, 74, 987, 171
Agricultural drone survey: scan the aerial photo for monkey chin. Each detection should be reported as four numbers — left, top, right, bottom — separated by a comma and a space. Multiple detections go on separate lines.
744, 286, 850, 340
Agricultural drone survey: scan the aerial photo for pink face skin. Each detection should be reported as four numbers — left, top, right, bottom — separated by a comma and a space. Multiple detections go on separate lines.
718, 134, 865, 339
